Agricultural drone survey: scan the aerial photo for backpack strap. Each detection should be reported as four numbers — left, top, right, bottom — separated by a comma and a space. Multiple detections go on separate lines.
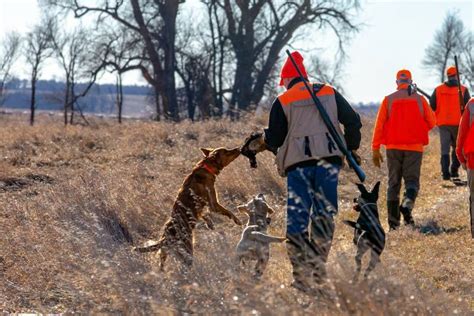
313, 83, 325, 95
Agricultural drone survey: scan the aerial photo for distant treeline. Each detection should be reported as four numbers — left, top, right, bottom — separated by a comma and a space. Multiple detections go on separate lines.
2, 78, 151, 114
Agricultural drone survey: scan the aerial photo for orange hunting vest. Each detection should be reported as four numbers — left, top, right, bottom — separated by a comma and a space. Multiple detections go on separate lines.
464, 100, 474, 154
383, 89, 429, 145
435, 84, 467, 126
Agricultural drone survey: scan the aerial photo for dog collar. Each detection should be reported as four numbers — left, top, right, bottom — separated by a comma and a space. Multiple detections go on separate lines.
201, 163, 219, 176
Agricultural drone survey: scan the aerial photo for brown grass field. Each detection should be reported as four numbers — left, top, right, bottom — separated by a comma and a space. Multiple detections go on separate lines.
1, 113, 472, 314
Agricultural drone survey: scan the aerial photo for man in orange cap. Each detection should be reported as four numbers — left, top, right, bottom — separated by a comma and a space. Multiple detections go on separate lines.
243, 51, 362, 292
372, 69, 436, 230
456, 97, 474, 238
430, 66, 471, 181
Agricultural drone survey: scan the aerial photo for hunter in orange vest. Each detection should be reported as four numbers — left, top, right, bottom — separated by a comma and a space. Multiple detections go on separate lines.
372, 69, 436, 230
430, 66, 471, 181
456, 98, 474, 238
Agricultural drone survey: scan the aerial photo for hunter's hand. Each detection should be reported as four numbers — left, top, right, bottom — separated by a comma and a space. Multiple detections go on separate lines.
372, 149, 383, 168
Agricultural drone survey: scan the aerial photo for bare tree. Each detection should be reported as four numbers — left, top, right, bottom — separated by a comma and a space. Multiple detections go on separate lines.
460, 32, 473, 91
308, 54, 346, 93
423, 11, 466, 83
44, 0, 184, 121
211, 0, 359, 113
49, 21, 107, 125
202, 0, 233, 117
24, 19, 53, 125
176, 52, 214, 120
0, 32, 21, 106
175, 12, 216, 120
96, 27, 144, 123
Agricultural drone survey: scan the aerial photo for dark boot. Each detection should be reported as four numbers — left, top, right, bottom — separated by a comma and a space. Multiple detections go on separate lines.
441, 154, 451, 180
450, 150, 460, 178
309, 214, 335, 284
399, 206, 415, 226
286, 234, 310, 291
400, 189, 416, 226
387, 200, 400, 230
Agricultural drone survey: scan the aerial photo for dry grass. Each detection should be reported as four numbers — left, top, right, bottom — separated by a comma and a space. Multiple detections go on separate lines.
0, 113, 472, 314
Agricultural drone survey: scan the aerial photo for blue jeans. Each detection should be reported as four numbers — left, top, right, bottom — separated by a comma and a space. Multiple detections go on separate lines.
287, 164, 340, 235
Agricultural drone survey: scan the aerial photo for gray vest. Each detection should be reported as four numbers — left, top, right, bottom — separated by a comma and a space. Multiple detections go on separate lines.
275, 83, 345, 176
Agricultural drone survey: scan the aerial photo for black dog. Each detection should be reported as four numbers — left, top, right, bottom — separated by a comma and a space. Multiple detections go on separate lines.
343, 182, 385, 280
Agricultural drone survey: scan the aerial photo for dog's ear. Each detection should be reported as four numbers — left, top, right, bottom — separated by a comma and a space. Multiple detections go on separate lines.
371, 181, 381, 198
356, 183, 368, 195
200, 148, 213, 157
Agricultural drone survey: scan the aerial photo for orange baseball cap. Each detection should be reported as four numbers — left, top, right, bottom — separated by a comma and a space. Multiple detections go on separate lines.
446, 66, 457, 77
396, 69, 412, 80
279, 51, 308, 86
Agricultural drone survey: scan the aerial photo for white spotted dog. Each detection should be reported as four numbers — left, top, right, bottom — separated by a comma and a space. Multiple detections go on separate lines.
236, 194, 286, 279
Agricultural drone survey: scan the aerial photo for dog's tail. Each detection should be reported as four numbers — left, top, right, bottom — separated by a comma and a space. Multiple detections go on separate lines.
133, 239, 163, 253
343, 220, 358, 229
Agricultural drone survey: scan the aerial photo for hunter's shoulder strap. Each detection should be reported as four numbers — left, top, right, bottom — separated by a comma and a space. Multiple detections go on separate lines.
312, 83, 325, 94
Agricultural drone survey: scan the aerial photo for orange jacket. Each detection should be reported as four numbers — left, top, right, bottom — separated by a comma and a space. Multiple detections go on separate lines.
434, 84, 467, 126
456, 98, 474, 169
372, 87, 436, 152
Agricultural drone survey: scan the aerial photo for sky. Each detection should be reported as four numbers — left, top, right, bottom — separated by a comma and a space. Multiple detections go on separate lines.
0, 0, 472, 103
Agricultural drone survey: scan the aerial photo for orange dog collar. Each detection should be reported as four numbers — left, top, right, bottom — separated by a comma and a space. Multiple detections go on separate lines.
201, 163, 218, 176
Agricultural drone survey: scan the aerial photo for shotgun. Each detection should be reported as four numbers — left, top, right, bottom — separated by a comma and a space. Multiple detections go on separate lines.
454, 55, 465, 113
408, 83, 431, 99
285, 50, 366, 183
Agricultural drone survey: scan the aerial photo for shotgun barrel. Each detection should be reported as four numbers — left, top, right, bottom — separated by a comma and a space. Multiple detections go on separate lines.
454, 55, 465, 113
415, 86, 431, 99
408, 83, 431, 99
285, 50, 366, 183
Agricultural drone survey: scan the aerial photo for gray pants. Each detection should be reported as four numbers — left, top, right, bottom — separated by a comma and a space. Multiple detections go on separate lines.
439, 126, 460, 177
468, 169, 474, 238
387, 149, 423, 202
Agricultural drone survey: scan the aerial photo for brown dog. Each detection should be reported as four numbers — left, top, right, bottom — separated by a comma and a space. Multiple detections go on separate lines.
134, 147, 242, 270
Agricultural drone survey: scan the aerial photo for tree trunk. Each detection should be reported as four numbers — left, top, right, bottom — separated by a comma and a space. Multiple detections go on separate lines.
64, 80, 70, 125
116, 74, 123, 124
30, 70, 37, 126
208, 2, 223, 117
154, 86, 161, 121
197, 80, 212, 119
251, 36, 290, 105
187, 87, 196, 121
70, 82, 75, 125
230, 52, 254, 116
130, 0, 174, 121
216, 9, 225, 117
161, 2, 179, 121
